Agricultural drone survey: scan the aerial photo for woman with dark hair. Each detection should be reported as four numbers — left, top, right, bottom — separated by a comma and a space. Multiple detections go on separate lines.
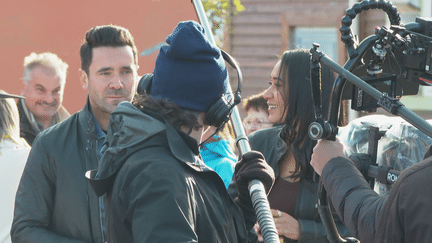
244, 49, 352, 242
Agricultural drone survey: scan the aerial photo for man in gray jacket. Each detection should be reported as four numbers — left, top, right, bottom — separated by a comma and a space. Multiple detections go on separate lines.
11, 24, 140, 243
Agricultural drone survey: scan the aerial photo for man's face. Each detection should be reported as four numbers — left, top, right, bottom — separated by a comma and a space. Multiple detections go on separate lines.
21, 66, 64, 120
83, 46, 138, 116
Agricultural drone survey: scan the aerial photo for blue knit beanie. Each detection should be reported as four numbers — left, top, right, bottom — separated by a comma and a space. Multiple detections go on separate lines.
151, 20, 229, 112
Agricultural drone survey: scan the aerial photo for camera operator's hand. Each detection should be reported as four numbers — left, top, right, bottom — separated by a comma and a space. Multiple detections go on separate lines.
311, 137, 345, 175
234, 151, 275, 215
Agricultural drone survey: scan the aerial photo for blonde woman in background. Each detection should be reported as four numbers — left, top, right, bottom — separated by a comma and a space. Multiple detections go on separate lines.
0, 90, 30, 243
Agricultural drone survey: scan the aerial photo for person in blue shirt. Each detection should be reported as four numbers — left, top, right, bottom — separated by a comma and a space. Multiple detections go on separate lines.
200, 123, 237, 188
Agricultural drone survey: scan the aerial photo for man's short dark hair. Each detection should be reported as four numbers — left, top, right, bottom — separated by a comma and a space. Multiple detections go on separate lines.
133, 94, 201, 133
80, 24, 138, 76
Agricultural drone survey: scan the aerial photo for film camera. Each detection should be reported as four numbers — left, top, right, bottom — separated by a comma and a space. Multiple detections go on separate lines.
342, 17, 432, 111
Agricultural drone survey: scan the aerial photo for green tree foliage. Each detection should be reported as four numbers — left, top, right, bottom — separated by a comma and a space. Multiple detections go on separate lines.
202, 0, 245, 46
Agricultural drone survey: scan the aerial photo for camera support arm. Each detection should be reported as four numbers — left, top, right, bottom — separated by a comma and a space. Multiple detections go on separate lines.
311, 46, 432, 139
309, 46, 360, 243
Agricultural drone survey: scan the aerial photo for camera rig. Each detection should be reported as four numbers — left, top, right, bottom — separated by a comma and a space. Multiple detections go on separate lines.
343, 17, 432, 111
309, 0, 432, 143
308, 0, 432, 242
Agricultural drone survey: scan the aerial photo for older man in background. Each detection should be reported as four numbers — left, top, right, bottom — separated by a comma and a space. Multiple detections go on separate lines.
18, 52, 69, 145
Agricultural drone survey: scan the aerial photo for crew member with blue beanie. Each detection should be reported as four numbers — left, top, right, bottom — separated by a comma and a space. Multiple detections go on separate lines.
151, 20, 229, 111
87, 20, 275, 242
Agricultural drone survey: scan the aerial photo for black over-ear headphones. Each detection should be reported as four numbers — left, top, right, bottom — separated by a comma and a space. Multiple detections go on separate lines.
137, 50, 243, 128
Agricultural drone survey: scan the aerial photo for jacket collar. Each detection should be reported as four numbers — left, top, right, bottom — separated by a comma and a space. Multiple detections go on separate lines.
164, 118, 206, 171
131, 106, 204, 169
78, 98, 98, 143
17, 98, 70, 133
18, 98, 43, 133
86, 102, 209, 197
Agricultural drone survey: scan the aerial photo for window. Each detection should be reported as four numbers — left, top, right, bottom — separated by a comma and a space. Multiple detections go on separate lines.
293, 27, 338, 63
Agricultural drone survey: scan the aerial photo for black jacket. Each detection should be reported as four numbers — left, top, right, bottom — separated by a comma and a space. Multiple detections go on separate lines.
88, 102, 255, 243
323, 155, 432, 243
229, 126, 352, 242
12, 100, 104, 243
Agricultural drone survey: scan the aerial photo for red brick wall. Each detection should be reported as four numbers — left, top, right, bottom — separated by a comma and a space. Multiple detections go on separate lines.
1, 0, 198, 114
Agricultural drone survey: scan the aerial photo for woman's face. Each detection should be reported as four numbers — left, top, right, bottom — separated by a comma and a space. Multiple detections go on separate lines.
263, 60, 285, 124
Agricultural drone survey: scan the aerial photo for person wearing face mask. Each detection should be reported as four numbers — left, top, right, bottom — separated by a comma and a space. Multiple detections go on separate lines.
18, 52, 70, 145
229, 49, 353, 242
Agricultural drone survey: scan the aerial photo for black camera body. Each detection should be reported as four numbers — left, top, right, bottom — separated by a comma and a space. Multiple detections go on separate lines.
343, 17, 432, 112
402, 17, 432, 85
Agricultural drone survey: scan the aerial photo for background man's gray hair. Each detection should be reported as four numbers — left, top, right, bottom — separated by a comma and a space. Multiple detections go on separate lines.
22, 52, 69, 85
